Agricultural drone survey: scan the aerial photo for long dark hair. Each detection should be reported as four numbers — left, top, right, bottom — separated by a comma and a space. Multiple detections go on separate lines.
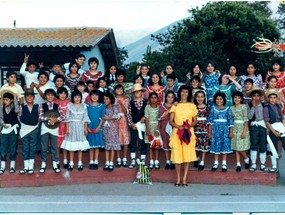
177, 85, 192, 102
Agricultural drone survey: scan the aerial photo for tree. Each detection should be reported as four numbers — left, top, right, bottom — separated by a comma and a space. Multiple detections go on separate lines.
117, 47, 128, 67
277, 2, 285, 33
145, 1, 280, 81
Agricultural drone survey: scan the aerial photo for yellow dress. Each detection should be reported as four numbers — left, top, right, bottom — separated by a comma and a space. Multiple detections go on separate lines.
169, 102, 197, 164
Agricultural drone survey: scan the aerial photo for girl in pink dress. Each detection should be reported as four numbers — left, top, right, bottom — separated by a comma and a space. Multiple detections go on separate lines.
55, 87, 70, 169
147, 73, 166, 105
82, 57, 103, 86
158, 91, 176, 169
114, 84, 130, 168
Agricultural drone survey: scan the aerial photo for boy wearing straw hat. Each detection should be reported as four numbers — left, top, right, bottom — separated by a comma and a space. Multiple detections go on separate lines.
19, 88, 40, 174
264, 89, 285, 173
246, 86, 267, 171
127, 84, 148, 168
0, 71, 24, 104
0, 91, 20, 174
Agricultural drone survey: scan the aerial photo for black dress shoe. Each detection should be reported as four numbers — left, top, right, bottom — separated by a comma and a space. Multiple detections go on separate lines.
78, 165, 83, 171
236, 166, 241, 172
198, 165, 204, 171
170, 164, 175, 170
89, 164, 94, 169
94, 164, 98, 170
64, 164, 69, 169
165, 163, 170, 170
193, 161, 199, 168
68, 165, 74, 171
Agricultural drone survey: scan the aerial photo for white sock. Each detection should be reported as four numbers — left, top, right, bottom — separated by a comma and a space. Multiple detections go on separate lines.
52, 161, 58, 168
236, 162, 241, 167
244, 157, 250, 164
271, 156, 277, 168
260, 152, 266, 164
1, 161, 6, 169
166, 160, 170, 164
199, 161, 204, 166
214, 160, 219, 165
109, 161, 114, 166
150, 160, 154, 165
24, 160, 29, 169
250, 150, 257, 164
155, 160, 159, 165
10, 161, 15, 169
222, 160, 227, 165
141, 154, 146, 160
105, 161, 110, 165
78, 161, 82, 166
69, 161, 74, 166
63, 159, 68, 164
89, 160, 94, 164
29, 159, 34, 169
41, 162, 46, 168
117, 158, 121, 162
94, 160, 98, 164
131, 153, 136, 159
123, 157, 127, 162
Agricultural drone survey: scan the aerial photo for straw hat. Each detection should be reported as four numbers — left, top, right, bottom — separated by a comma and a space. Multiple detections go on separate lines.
0, 89, 17, 99
246, 86, 264, 97
265, 89, 280, 101
132, 84, 144, 93
23, 88, 37, 96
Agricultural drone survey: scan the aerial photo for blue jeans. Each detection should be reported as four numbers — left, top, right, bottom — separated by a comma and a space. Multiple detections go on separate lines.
21, 128, 39, 160
0, 131, 18, 161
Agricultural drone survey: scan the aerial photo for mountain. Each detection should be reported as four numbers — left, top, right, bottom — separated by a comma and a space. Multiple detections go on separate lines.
123, 19, 185, 65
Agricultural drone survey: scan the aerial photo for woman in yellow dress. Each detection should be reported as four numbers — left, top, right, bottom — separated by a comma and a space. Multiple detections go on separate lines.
169, 85, 198, 187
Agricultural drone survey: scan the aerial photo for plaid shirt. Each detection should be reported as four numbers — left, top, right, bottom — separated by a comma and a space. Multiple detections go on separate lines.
39, 101, 65, 122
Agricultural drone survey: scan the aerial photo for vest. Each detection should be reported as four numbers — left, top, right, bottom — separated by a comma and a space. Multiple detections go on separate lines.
130, 99, 147, 124
42, 102, 59, 114
3, 105, 19, 126
20, 104, 39, 126
267, 104, 283, 124
248, 102, 265, 124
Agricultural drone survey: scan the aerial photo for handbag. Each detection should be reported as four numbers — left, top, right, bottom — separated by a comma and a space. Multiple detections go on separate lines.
150, 131, 164, 149
165, 122, 172, 136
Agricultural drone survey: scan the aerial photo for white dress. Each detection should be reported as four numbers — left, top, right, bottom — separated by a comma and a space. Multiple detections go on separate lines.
61, 103, 90, 151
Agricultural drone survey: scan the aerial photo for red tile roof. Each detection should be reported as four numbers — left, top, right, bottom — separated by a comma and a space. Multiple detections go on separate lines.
0, 27, 112, 48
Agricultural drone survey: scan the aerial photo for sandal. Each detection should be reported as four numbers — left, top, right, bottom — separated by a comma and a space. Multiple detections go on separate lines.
211, 163, 218, 172
53, 167, 61, 173
20, 168, 28, 174
39, 167, 46, 173
28, 169, 34, 174
221, 164, 227, 172
269, 167, 277, 173
0, 169, 5, 174
260, 164, 266, 171
9, 168, 16, 173
249, 164, 256, 172
128, 159, 136, 169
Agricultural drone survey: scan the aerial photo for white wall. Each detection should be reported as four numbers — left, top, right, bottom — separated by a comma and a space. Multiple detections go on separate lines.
81, 46, 105, 74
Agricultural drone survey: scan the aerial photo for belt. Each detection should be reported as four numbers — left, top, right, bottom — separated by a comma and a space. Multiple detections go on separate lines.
197, 117, 207, 121
213, 119, 227, 122
234, 120, 244, 123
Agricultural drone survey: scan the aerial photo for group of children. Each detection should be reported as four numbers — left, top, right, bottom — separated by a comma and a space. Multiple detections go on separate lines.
0, 54, 284, 176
